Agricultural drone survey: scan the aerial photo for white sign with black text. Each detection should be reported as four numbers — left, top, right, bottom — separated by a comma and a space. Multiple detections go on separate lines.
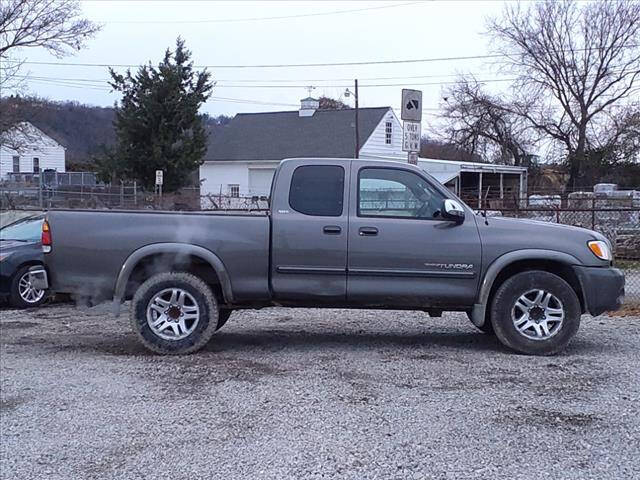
402, 121, 421, 152
155, 170, 163, 186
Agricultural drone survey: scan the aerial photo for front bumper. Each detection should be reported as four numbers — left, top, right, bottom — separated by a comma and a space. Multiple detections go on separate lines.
573, 266, 625, 316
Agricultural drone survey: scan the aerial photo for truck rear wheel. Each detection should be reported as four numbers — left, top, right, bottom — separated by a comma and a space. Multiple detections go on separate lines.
130, 272, 219, 355
490, 270, 581, 356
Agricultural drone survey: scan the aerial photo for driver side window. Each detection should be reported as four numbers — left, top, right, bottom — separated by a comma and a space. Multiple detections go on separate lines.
358, 168, 445, 219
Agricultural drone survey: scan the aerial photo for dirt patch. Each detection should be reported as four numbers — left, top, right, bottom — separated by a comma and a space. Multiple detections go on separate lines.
615, 304, 640, 317
0, 321, 39, 329
0, 396, 23, 412
497, 406, 599, 429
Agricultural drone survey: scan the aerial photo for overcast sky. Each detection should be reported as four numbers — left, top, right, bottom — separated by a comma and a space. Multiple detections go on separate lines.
14, 0, 513, 132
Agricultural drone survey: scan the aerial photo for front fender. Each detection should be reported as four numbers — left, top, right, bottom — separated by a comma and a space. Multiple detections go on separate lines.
112, 243, 234, 314
471, 249, 581, 328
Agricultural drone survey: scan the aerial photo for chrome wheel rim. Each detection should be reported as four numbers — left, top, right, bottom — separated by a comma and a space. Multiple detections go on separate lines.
146, 288, 200, 341
511, 289, 564, 341
18, 272, 45, 304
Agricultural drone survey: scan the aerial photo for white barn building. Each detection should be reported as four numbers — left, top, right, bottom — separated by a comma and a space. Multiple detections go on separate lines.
199, 98, 528, 208
0, 122, 66, 180
200, 98, 404, 199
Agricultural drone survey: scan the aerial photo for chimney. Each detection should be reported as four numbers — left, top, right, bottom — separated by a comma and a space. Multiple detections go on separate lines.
299, 97, 319, 117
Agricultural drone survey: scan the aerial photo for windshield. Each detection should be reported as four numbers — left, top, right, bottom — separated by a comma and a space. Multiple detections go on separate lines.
0, 216, 44, 242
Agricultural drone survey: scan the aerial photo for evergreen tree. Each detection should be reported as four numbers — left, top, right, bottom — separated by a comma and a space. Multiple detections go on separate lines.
108, 38, 213, 191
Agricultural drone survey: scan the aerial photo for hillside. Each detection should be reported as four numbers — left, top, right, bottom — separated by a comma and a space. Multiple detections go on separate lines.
0, 96, 232, 170
1, 96, 116, 168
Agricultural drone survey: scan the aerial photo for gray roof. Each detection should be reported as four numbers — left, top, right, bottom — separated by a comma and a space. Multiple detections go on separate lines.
204, 107, 391, 161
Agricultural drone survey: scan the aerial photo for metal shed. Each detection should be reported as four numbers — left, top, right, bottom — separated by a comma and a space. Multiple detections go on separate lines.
366, 155, 528, 209
417, 158, 528, 209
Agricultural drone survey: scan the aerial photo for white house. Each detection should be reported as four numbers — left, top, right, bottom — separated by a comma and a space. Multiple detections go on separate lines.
0, 122, 66, 180
199, 98, 528, 208
199, 98, 404, 199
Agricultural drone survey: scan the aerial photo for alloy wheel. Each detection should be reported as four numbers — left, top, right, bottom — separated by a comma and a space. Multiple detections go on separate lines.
146, 288, 200, 341
511, 289, 565, 341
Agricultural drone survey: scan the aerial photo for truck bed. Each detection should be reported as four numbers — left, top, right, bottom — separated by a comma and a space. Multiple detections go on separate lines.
45, 209, 271, 302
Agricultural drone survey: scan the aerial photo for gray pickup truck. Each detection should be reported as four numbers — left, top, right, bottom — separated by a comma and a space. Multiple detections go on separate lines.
35, 158, 625, 356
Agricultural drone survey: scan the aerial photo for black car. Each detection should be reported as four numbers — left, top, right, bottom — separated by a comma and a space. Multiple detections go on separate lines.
0, 215, 47, 308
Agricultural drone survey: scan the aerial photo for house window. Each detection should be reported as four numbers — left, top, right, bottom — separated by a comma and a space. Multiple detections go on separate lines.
228, 184, 240, 197
12, 156, 20, 173
385, 121, 393, 144
33, 157, 40, 173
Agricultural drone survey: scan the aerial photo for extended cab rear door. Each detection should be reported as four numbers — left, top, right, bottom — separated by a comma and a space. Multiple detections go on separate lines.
270, 159, 350, 303
346, 161, 481, 308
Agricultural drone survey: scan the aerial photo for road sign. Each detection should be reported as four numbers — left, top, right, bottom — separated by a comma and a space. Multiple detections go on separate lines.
155, 170, 163, 186
407, 152, 418, 165
402, 121, 421, 152
401, 89, 422, 122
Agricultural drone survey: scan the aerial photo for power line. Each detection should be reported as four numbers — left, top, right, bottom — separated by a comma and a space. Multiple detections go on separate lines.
11, 43, 637, 70
21, 77, 446, 112
209, 96, 298, 107
21, 73, 517, 89
104, 2, 421, 24
21, 64, 629, 87
12, 53, 504, 69
215, 79, 516, 89
20, 72, 494, 85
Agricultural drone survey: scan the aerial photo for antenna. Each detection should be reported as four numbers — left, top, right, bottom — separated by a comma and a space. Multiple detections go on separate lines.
305, 85, 316, 96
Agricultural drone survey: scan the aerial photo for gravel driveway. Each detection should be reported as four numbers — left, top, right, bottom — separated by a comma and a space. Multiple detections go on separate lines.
1, 304, 639, 480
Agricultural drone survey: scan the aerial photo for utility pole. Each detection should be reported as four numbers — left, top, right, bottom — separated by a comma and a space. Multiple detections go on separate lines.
345, 80, 360, 158
354, 79, 360, 159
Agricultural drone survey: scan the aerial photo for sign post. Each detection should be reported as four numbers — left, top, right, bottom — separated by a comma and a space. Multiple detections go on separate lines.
401, 89, 422, 164
155, 170, 163, 208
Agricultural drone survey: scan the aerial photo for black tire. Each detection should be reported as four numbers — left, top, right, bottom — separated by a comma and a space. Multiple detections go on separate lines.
9, 265, 47, 309
466, 311, 495, 334
217, 308, 233, 330
490, 270, 581, 356
129, 272, 219, 355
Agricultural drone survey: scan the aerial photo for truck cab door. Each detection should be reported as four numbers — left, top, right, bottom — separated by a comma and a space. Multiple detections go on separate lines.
270, 160, 349, 304
347, 161, 481, 308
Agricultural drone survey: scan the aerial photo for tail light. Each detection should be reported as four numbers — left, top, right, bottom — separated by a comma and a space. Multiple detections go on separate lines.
42, 220, 52, 253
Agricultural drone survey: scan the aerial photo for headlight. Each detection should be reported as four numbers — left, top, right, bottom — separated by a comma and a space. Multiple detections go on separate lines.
588, 240, 612, 261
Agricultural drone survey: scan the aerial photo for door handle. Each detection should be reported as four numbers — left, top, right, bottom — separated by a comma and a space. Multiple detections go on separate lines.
359, 227, 378, 236
323, 225, 342, 235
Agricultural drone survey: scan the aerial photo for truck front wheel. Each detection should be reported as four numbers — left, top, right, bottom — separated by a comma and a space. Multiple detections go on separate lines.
490, 270, 581, 356
130, 272, 219, 355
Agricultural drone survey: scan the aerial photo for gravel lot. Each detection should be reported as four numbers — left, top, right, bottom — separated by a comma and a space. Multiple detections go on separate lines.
1, 304, 639, 480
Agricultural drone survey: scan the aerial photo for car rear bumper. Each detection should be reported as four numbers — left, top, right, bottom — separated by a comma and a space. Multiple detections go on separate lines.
573, 266, 625, 316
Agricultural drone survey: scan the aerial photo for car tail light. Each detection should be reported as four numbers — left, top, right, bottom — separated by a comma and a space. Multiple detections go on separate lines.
42, 220, 52, 253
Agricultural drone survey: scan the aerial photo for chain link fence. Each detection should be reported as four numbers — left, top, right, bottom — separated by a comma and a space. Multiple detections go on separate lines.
1, 183, 638, 304
0, 183, 270, 212
487, 204, 639, 304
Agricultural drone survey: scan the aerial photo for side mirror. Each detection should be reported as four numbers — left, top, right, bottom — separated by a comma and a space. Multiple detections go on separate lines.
442, 199, 465, 223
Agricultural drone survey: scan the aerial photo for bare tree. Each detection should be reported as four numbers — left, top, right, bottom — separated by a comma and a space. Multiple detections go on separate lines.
318, 96, 349, 110
0, 0, 101, 143
440, 79, 534, 166
0, 0, 100, 57
602, 104, 640, 161
488, 0, 640, 188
